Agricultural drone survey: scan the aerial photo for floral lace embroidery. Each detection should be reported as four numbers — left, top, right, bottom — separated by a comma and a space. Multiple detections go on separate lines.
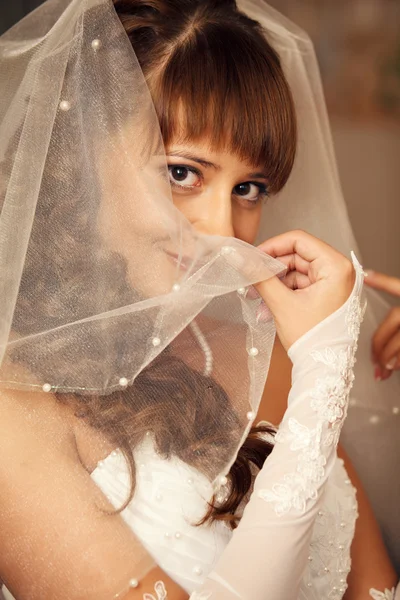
346, 294, 367, 341
259, 418, 325, 514
309, 346, 355, 448
258, 260, 365, 516
144, 581, 167, 600
369, 588, 396, 600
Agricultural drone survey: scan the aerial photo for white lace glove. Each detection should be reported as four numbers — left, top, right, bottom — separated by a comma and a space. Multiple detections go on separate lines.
189, 253, 365, 600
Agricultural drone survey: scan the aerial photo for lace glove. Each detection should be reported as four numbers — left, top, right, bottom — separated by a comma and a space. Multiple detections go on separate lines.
188, 253, 365, 600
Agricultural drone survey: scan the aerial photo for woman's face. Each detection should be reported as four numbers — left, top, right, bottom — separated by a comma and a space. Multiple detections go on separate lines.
166, 137, 268, 245
98, 133, 268, 297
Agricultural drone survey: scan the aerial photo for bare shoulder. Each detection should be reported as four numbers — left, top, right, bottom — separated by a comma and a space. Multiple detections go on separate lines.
0, 386, 76, 474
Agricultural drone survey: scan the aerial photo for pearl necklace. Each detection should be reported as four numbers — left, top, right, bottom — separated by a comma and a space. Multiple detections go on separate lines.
189, 320, 213, 377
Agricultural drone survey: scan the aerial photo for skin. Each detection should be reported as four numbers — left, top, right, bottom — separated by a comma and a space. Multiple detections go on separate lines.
364, 270, 400, 381
166, 139, 267, 242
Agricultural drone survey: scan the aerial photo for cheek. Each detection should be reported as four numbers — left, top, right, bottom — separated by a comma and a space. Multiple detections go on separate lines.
171, 192, 206, 229
232, 205, 263, 244
171, 193, 189, 219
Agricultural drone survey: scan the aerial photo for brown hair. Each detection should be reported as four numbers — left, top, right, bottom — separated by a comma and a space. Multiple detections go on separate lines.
115, 0, 297, 194
10, 0, 297, 529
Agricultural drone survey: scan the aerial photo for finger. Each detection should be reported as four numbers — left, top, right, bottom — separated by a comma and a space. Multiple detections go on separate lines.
378, 353, 400, 381
255, 273, 292, 311
268, 253, 311, 277
258, 230, 332, 264
245, 286, 261, 300
282, 271, 312, 290
256, 302, 273, 323
365, 271, 400, 297
376, 330, 400, 371
372, 307, 400, 362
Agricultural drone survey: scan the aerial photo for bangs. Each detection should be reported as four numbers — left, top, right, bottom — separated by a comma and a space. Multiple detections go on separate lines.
151, 22, 297, 194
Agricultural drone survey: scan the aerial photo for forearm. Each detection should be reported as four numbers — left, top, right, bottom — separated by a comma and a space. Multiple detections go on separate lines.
338, 444, 397, 599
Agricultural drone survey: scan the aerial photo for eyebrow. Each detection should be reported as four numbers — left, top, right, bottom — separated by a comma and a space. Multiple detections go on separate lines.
247, 171, 268, 179
167, 151, 268, 180
168, 151, 221, 170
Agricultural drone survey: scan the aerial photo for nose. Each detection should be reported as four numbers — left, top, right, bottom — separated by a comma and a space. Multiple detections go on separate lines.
194, 186, 235, 238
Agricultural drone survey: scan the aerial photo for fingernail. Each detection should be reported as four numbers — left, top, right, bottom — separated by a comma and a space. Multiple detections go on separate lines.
246, 286, 260, 300
385, 357, 397, 370
364, 269, 374, 278
256, 302, 272, 323
381, 367, 392, 381
374, 365, 382, 381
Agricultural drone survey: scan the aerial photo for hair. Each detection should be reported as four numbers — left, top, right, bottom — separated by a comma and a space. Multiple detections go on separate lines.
9, 0, 297, 529
115, 0, 297, 194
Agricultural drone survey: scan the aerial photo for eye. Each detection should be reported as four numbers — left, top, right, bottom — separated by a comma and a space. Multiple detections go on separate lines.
233, 182, 268, 204
168, 165, 201, 190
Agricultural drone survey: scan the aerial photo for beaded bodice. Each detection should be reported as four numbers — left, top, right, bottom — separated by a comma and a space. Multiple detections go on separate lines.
91, 441, 358, 599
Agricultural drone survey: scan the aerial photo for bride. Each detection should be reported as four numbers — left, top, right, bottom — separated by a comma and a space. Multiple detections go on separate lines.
0, 0, 398, 598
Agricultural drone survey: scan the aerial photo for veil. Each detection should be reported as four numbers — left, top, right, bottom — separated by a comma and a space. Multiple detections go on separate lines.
0, 0, 398, 595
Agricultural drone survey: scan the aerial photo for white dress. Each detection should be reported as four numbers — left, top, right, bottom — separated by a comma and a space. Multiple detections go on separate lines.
3, 255, 395, 600
91, 441, 358, 599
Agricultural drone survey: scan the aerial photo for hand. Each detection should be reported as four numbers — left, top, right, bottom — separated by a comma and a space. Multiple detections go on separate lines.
364, 270, 400, 381
255, 230, 355, 351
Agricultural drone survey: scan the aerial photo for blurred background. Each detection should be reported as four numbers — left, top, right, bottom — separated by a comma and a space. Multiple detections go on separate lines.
268, 0, 400, 288
1, 0, 399, 284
